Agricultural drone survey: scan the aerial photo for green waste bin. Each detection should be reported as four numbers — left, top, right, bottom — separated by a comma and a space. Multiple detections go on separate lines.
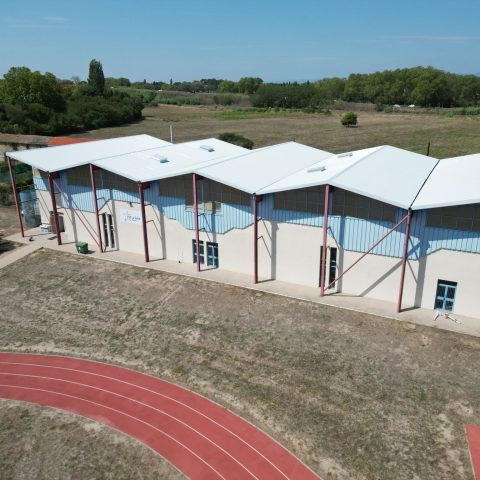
76, 242, 88, 254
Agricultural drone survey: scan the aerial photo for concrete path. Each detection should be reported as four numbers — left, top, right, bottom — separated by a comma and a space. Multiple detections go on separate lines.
0, 243, 41, 270
0, 352, 319, 480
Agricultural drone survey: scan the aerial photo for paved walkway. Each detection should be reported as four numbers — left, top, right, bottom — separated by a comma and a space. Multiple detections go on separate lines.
7, 230, 480, 338
0, 243, 41, 270
0, 352, 319, 480
467, 425, 480, 480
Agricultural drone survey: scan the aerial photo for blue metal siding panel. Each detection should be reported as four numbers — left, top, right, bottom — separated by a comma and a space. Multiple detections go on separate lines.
35, 173, 480, 258
33, 174, 48, 191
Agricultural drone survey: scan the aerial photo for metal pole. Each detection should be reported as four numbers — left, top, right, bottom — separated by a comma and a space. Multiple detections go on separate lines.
139, 182, 149, 263
396, 209, 413, 313
193, 173, 201, 272
253, 194, 258, 284
253, 194, 263, 284
320, 184, 331, 296
170, 125, 174, 143
89, 164, 103, 253
327, 213, 409, 290
48, 173, 62, 245
6, 155, 24, 237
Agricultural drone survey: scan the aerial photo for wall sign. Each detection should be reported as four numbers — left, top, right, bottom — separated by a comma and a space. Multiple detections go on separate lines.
120, 209, 142, 225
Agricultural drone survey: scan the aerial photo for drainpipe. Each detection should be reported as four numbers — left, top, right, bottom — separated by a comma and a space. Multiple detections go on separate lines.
397, 209, 413, 313
89, 164, 103, 253
139, 182, 150, 263
320, 184, 331, 296
48, 172, 62, 245
6, 155, 24, 238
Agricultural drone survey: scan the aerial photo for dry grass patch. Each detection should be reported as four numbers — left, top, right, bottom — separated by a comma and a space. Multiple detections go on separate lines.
1, 249, 480, 479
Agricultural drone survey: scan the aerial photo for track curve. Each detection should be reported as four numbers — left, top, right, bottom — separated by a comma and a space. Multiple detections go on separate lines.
0, 353, 320, 480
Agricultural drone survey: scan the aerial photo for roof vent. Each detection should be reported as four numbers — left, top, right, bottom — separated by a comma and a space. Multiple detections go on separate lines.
307, 165, 327, 173
152, 154, 169, 163
200, 145, 215, 152
337, 152, 353, 158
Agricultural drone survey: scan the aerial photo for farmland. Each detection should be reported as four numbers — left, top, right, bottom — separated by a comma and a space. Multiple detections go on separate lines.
76, 104, 480, 158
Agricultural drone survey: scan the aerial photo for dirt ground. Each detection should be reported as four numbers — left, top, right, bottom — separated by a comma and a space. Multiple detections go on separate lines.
0, 206, 20, 255
76, 105, 480, 158
1, 249, 480, 479
0, 400, 183, 480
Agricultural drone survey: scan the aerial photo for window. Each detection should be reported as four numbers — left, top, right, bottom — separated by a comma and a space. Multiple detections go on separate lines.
160, 176, 250, 214
274, 186, 325, 213
67, 167, 136, 192
192, 239, 205, 264
434, 280, 457, 312
206, 242, 219, 268
332, 189, 396, 222
67, 166, 91, 187
426, 204, 480, 232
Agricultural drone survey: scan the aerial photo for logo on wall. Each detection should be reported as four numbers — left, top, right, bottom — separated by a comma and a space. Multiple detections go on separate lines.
120, 209, 142, 224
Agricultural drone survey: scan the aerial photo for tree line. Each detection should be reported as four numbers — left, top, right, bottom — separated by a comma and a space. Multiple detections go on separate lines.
250, 67, 480, 109
0, 60, 143, 136
108, 66, 480, 109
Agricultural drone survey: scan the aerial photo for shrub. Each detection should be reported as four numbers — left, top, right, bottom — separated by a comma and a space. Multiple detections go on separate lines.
217, 132, 254, 149
341, 111, 358, 127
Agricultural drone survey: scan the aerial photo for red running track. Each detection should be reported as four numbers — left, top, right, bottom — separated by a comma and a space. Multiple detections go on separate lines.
0, 353, 319, 480
466, 425, 480, 480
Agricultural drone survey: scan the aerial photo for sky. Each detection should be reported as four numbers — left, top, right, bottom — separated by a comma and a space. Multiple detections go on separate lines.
1, 0, 479, 82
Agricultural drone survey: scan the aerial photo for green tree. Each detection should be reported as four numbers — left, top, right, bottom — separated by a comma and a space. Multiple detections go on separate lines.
341, 111, 357, 127
217, 132, 254, 149
0, 67, 65, 111
237, 77, 263, 95
87, 59, 105, 95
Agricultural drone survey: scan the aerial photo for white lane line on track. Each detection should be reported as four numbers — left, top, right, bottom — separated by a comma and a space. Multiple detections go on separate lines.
0, 383, 226, 480
0, 360, 296, 480
0, 372, 259, 480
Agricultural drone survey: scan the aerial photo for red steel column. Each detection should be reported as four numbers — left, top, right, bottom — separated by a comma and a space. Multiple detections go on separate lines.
253, 194, 264, 284
89, 164, 103, 253
48, 173, 62, 245
253, 194, 258, 284
139, 182, 150, 263
193, 173, 201, 272
320, 184, 331, 296
397, 209, 413, 313
6, 155, 24, 237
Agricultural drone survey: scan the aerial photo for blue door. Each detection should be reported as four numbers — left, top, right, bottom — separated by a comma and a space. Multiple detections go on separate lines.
207, 242, 219, 268
434, 280, 457, 312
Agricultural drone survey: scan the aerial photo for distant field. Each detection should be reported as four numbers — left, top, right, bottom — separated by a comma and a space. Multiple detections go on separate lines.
76, 104, 480, 158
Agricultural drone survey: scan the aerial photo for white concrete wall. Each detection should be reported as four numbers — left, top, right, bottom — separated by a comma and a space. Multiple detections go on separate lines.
31, 193, 480, 319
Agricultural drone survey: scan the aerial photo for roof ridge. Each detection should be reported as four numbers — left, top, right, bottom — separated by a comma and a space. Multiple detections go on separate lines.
326, 145, 386, 184
195, 142, 294, 173
409, 158, 441, 209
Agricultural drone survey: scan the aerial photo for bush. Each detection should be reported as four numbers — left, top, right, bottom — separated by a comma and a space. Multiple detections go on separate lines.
217, 132, 254, 149
341, 111, 358, 127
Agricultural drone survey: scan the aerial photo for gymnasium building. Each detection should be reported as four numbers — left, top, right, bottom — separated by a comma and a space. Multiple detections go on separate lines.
5, 134, 480, 319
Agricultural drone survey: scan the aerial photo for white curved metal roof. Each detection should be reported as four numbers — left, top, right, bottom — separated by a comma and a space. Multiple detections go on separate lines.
412, 153, 480, 210
258, 146, 439, 210
196, 142, 332, 194
7, 134, 171, 172
94, 138, 247, 182
8, 132, 480, 211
